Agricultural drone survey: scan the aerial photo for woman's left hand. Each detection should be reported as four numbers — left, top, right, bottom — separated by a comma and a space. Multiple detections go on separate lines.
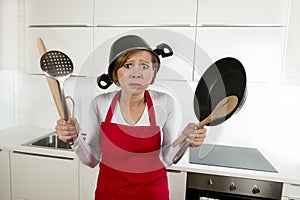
182, 123, 207, 147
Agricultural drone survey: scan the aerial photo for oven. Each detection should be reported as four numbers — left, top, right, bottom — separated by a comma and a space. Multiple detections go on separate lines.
186, 172, 283, 200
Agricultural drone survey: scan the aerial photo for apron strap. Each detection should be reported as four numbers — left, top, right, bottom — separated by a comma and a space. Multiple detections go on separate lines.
104, 91, 120, 123
104, 90, 157, 126
145, 90, 157, 126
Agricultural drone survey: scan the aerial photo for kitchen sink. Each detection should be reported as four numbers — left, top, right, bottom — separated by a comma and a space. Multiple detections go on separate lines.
24, 132, 73, 150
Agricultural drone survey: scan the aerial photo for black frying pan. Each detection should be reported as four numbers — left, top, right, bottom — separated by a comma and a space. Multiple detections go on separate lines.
194, 57, 247, 126
172, 57, 247, 164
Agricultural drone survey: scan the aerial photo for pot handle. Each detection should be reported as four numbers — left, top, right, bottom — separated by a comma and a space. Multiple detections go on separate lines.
97, 73, 113, 89
154, 43, 173, 58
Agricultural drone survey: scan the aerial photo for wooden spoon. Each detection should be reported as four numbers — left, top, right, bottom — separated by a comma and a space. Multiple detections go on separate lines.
172, 95, 239, 147
37, 38, 68, 119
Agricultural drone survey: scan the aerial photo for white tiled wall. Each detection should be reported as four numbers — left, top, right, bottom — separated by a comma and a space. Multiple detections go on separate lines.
12, 72, 300, 157
0, 71, 15, 129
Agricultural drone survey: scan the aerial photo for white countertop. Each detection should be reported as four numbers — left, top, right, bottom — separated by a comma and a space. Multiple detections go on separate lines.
0, 126, 76, 158
1, 126, 300, 185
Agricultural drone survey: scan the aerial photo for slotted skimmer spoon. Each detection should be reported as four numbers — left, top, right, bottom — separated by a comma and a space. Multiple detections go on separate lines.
40, 50, 74, 121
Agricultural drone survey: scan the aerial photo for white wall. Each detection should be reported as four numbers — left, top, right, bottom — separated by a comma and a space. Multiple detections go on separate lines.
0, 71, 15, 129
0, 0, 19, 129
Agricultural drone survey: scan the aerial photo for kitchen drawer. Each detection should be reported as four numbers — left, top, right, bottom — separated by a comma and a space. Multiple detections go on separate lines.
167, 170, 187, 200
79, 162, 99, 200
11, 151, 79, 200
283, 183, 300, 199
0, 149, 11, 200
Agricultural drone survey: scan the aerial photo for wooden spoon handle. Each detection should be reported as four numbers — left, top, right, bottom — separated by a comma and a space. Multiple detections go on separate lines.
37, 38, 65, 119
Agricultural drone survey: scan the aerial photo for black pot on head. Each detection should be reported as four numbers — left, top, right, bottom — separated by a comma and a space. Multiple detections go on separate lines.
97, 35, 173, 89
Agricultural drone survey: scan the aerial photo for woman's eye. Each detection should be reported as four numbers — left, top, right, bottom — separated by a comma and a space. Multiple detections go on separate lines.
123, 63, 132, 68
141, 64, 149, 70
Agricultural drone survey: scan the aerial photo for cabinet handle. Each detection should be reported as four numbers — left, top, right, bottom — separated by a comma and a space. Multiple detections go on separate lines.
290, 183, 300, 187
166, 169, 182, 173
12, 151, 74, 160
29, 25, 91, 28
96, 24, 191, 27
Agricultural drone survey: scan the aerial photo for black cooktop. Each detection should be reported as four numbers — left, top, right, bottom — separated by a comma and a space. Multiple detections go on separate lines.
189, 144, 278, 173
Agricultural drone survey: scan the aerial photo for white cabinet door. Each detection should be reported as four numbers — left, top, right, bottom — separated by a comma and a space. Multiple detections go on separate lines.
194, 27, 286, 84
11, 151, 79, 200
0, 0, 19, 70
93, 27, 196, 81
283, 0, 300, 85
79, 162, 99, 200
25, 0, 94, 26
282, 183, 300, 199
0, 149, 11, 200
94, 0, 197, 26
167, 170, 187, 200
197, 0, 290, 26
25, 28, 94, 76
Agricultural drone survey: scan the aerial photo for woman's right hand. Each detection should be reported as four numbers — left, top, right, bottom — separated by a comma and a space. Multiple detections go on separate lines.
55, 117, 79, 143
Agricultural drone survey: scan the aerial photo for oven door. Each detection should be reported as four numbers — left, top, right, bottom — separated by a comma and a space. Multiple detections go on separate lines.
186, 188, 275, 200
186, 172, 283, 200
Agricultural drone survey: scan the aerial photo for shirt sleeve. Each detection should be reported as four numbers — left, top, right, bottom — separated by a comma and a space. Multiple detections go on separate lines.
72, 97, 102, 168
160, 93, 183, 165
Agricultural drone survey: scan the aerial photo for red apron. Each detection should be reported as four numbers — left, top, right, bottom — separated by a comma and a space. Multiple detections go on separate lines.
95, 90, 169, 200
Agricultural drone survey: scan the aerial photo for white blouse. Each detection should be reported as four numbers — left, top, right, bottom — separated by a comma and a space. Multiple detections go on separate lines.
72, 89, 182, 168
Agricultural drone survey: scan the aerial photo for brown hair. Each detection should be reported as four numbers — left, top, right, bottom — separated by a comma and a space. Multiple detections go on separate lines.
111, 50, 159, 85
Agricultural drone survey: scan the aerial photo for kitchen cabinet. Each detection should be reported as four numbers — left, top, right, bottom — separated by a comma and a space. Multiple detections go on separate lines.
0, 149, 11, 200
0, 0, 19, 70
25, 0, 94, 26
11, 151, 79, 200
167, 170, 187, 200
94, 0, 197, 26
79, 162, 99, 200
197, 0, 290, 26
25, 27, 94, 76
282, 183, 300, 200
194, 27, 286, 84
93, 27, 196, 81
283, 0, 300, 85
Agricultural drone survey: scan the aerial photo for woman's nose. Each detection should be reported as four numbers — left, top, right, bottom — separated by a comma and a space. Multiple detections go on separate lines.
130, 66, 142, 78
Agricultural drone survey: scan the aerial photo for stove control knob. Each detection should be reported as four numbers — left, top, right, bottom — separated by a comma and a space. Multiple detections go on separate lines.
252, 186, 260, 194
207, 178, 214, 188
229, 183, 237, 191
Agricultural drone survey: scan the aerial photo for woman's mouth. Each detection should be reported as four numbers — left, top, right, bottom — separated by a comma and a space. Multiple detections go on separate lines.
129, 83, 142, 87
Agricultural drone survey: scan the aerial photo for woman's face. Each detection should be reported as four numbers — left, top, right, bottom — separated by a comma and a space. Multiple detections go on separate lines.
117, 51, 155, 96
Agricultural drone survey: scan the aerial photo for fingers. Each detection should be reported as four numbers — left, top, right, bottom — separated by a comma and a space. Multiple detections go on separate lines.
190, 129, 207, 147
182, 123, 207, 147
182, 123, 198, 138
55, 118, 79, 142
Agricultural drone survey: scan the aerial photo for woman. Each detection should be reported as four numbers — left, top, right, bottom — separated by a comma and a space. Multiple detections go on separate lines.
55, 35, 207, 200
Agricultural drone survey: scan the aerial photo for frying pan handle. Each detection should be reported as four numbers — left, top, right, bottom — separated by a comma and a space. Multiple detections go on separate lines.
172, 135, 186, 147
172, 140, 190, 164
